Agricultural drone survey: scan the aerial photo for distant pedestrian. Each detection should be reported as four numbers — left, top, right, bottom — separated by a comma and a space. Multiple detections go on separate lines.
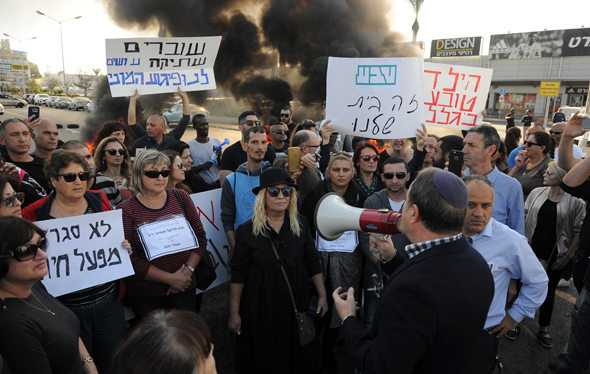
506, 108, 516, 131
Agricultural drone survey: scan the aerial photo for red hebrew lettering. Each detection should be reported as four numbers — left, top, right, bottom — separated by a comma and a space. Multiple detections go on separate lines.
443, 68, 459, 92
466, 75, 482, 92
208, 239, 228, 269
425, 91, 439, 106
425, 106, 437, 124
197, 200, 219, 231
460, 96, 477, 112
437, 107, 450, 125
424, 70, 442, 89
448, 111, 462, 126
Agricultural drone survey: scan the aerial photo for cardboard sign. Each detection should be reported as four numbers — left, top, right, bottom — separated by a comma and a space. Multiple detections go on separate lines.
423, 62, 493, 129
105, 36, 222, 97
35, 210, 134, 297
137, 215, 198, 261
326, 57, 425, 139
190, 189, 231, 294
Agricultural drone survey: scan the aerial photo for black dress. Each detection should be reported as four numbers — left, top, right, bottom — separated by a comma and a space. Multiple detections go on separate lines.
230, 215, 323, 374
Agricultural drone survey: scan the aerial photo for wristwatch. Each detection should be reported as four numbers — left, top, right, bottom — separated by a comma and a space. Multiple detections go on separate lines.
185, 264, 195, 273
81, 357, 94, 364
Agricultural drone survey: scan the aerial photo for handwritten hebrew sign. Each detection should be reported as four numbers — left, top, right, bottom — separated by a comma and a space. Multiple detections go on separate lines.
423, 62, 493, 129
190, 189, 231, 294
326, 57, 425, 139
105, 36, 222, 97
35, 210, 134, 297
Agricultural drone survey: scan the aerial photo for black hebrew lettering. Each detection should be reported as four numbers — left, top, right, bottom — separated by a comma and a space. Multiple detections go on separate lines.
74, 249, 85, 271
391, 95, 403, 111
124, 42, 140, 53
97, 249, 107, 269
191, 57, 206, 66
383, 117, 395, 134
50, 228, 60, 242
51, 255, 70, 277
164, 42, 183, 55
61, 227, 72, 241
367, 96, 381, 111
144, 41, 163, 54
185, 42, 206, 56
348, 96, 363, 109
100, 220, 112, 237
107, 248, 122, 266
86, 250, 98, 271
372, 114, 384, 135
71, 225, 80, 239
89, 222, 102, 239
407, 94, 418, 114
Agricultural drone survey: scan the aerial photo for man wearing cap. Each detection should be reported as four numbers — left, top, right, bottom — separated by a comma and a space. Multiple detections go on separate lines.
333, 168, 494, 374
462, 175, 548, 373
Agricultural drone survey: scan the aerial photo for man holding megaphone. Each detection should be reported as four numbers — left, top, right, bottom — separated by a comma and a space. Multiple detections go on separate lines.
332, 168, 494, 374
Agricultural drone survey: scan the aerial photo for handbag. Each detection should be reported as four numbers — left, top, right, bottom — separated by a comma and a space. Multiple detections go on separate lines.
268, 234, 316, 346
173, 189, 217, 290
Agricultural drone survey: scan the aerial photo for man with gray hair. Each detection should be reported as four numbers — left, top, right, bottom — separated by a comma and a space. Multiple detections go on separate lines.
333, 168, 494, 373
31, 118, 59, 160
461, 175, 548, 373
463, 125, 525, 234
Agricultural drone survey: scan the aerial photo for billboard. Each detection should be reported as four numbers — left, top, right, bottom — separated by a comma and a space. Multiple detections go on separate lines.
430, 37, 482, 57
489, 28, 590, 59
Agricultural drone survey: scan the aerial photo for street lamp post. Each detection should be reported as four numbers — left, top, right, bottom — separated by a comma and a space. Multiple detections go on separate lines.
35, 11, 81, 95
2, 34, 37, 94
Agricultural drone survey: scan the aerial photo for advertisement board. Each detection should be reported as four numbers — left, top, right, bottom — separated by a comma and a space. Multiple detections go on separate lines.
489, 28, 590, 59
430, 37, 482, 57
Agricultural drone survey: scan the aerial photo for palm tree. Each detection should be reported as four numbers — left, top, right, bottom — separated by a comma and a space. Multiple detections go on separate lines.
406, 0, 424, 43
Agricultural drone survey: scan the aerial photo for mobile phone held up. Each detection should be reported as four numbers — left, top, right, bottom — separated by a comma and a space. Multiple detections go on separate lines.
287, 147, 301, 173
448, 150, 464, 177
28, 106, 40, 121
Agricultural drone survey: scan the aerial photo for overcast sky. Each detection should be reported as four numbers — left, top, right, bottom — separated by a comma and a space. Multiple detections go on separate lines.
1, 0, 589, 76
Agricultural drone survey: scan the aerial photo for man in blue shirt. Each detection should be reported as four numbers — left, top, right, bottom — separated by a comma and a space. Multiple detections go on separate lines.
463, 125, 525, 234
129, 114, 175, 158
462, 175, 548, 373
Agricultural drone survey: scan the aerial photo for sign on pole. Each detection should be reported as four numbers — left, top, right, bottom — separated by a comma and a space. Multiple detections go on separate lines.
540, 81, 561, 96
500, 89, 506, 95
423, 62, 493, 130
499, 95, 505, 103
325, 57, 425, 139
105, 36, 222, 97
35, 210, 134, 297
190, 189, 231, 294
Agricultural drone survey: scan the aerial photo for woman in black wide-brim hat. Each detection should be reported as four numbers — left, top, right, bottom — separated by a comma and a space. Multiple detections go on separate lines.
229, 167, 328, 374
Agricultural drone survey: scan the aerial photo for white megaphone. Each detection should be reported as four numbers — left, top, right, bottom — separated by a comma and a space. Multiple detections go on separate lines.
314, 192, 402, 241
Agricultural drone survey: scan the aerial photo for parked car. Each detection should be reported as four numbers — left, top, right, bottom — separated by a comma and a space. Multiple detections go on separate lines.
0, 103, 4, 115
55, 97, 72, 109
164, 104, 210, 124
24, 94, 36, 104
0, 93, 27, 108
46, 96, 59, 107
33, 94, 50, 105
87, 100, 96, 113
68, 97, 90, 111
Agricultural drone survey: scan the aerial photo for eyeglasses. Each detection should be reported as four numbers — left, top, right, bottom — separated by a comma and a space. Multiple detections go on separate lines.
105, 149, 126, 156
383, 172, 407, 180
304, 144, 320, 149
0, 236, 47, 262
56, 172, 91, 182
280, 114, 290, 118
266, 186, 294, 198
525, 141, 540, 147
141, 169, 171, 179
358, 155, 380, 162
549, 130, 563, 135
2, 192, 25, 208
176, 163, 184, 170
272, 130, 286, 134
242, 120, 261, 127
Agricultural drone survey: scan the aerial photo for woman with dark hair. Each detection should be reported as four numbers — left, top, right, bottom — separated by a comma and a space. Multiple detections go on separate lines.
166, 140, 212, 193
162, 150, 192, 194
0, 174, 24, 217
353, 142, 385, 196
94, 137, 132, 190
509, 131, 555, 201
492, 141, 509, 173
505, 126, 522, 155
0, 216, 98, 374
95, 120, 132, 149
229, 168, 327, 373
301, 153, 367, 372
113, 309, 216, 374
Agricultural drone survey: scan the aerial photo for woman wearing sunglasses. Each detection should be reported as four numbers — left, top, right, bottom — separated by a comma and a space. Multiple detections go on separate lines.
509, 131, 555, 201
118, 149, 207, 321
301, 153, 367, 372
94, 137, 132, 190
229, 168, 327, 373
21, 149, 126, 374
510, 162, 585, 348
353, 142, 385, 196
162, 150, 192, 194
0, 216, 98, 374
0, 175, 24, 217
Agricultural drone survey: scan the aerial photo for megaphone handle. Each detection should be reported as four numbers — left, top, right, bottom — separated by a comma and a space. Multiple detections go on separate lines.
370, 233, 390, 242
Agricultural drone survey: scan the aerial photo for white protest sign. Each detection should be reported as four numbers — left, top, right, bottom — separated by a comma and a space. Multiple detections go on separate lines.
105, 36, 222, 97
326, 57, 425, 139
317, 231, 358, 253
35, 210, 134, 297
138, 215, 198, 261
423, 62, 493, 129
190, 189, 231, 294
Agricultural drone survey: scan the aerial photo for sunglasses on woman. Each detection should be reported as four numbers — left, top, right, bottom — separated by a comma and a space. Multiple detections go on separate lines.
383, 172, 407, 180
358, 155, 380, 162
176, 163, 185, 170
0, 236, 47, 262
105, 149, 126, 156
267, 186, 293, 197
2, 192, 25, 208
141, 169, 171, 179
57, 172, 91, 182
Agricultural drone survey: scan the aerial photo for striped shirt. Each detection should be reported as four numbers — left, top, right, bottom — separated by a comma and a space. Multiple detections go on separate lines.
117, 189, 207, 297
405, 233, 464, 259
90, 173, 121, 207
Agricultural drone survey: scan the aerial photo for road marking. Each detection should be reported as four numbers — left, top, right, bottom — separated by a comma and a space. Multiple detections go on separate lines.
556, 290, 577, 304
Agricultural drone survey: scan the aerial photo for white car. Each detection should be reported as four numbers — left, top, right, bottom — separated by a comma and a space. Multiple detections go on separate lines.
0, 103, 4, 115
164, 104, 210, 124
34, 94, 50, 105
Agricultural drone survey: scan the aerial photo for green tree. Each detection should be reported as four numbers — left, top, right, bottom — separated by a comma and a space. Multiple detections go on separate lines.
29, 63, 42, 79
406, 0, 424, 43
26, 78, 40, 93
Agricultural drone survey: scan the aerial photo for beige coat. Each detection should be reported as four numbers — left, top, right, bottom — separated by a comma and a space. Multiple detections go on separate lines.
524, 186, 585, 256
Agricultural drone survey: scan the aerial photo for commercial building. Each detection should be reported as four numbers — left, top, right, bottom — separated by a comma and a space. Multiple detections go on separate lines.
0, 39, 31, 92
